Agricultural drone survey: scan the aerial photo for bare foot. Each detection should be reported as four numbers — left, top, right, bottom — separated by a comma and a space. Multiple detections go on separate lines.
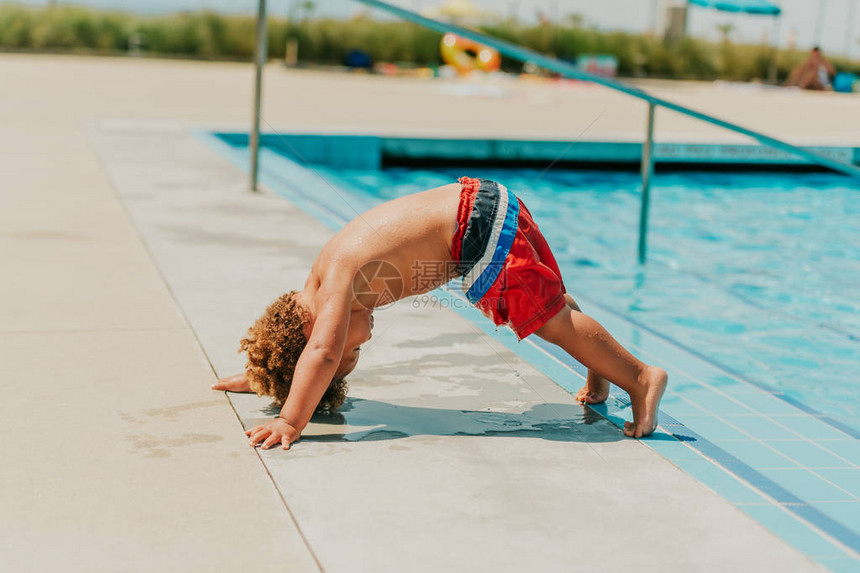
623, 366, 667, 438
212, 372, 252, 393
575, 370, 610, 404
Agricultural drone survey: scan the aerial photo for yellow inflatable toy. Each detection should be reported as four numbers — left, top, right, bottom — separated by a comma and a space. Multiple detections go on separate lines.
440, 33, 501, 74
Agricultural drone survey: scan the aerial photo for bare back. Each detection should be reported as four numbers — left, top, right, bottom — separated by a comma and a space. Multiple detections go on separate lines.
304, 183, 462, 308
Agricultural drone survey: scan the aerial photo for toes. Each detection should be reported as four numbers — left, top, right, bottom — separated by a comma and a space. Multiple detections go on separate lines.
622, 421, 646, 438
623, 421, 634, 437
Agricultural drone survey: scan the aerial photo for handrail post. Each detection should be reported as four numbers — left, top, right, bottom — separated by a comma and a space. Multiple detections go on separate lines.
638, 102, 656, 265
250, 0, 267, 193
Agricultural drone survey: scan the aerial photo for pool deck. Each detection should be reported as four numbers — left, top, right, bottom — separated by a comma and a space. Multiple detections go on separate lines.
2, 53, 856, 572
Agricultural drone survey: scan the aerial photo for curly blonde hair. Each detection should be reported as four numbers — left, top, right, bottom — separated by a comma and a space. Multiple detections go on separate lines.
240, 291, 348, 413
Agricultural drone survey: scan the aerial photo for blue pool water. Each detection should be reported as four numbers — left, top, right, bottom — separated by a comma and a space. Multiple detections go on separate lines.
309, 166, 860, 435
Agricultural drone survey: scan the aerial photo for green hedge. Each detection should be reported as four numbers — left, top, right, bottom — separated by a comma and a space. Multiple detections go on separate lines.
1, 5, 858, 81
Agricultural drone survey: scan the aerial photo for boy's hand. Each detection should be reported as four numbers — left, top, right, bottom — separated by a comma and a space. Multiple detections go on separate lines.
246, 418, 301, 450
212, 373, 252, 393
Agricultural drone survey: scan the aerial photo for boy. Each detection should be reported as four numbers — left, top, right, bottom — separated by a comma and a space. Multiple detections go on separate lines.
213, 177, 667, 450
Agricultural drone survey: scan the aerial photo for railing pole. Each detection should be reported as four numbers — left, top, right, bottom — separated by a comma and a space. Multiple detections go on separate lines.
638, 102, 656, 265
250, 0, 267, 193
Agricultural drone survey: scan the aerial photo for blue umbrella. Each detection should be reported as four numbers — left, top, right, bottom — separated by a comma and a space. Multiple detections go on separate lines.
687, 0, 781, 16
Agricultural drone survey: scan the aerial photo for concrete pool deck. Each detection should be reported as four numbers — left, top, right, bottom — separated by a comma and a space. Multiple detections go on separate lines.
1, 53, 853, 571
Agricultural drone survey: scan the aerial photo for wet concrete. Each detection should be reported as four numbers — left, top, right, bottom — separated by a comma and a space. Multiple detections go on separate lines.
250, 397, 616, 443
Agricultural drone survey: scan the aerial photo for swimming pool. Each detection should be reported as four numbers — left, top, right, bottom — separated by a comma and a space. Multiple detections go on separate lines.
207, 132, 860, 570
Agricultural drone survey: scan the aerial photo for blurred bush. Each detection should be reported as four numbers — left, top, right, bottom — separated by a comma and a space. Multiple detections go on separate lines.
272, 18, 442, 66
1, 5, 858, 80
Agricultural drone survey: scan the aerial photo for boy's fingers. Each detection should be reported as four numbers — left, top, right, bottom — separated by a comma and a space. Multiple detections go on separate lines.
281, 436, 291, 450
212, 373, 248, 391
212, 381, 238, 391
212, 376, 234, 390
249, 429, 269, 445
261, 435, 279, 450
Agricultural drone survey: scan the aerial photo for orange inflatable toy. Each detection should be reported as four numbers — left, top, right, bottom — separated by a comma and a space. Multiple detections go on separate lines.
440, 33, 501, 74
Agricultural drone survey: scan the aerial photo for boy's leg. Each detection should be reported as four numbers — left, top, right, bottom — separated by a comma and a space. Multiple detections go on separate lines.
535, 305, 667, 438
563, 294, 610, 404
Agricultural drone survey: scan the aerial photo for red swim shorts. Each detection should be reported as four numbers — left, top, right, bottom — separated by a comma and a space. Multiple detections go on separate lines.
451, 176, 567, 340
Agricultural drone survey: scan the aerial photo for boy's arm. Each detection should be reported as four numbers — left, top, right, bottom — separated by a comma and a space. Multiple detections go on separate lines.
246, 274, 352, 450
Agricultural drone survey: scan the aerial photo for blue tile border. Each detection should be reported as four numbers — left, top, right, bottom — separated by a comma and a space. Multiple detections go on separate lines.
816, 470, 860, 498
516, 325, 860, 550
712, 440, 800, 470
670, 458, 771, 504
726, 415, 805, 441
820, 442, 860, 467
756, 468, 859, 503
440, 279, 860, 557
813, 502, 860, 534
737, 504, 851, 558
764, 440, 856, 469
207, 130, 860, 170
813, 557, 860, 573
568, 292, 860, 441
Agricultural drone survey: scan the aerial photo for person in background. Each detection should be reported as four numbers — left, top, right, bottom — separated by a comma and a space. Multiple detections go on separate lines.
785, 47, 836, 91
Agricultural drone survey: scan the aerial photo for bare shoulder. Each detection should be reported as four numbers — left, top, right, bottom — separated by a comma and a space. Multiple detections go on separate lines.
307, 266, 355, 329
315, 228, 365, 273
316, 258, 358, 291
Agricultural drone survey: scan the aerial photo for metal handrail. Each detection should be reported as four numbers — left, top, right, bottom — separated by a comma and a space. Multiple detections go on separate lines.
249, 0, 860, 263
354, 0, 860, 180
